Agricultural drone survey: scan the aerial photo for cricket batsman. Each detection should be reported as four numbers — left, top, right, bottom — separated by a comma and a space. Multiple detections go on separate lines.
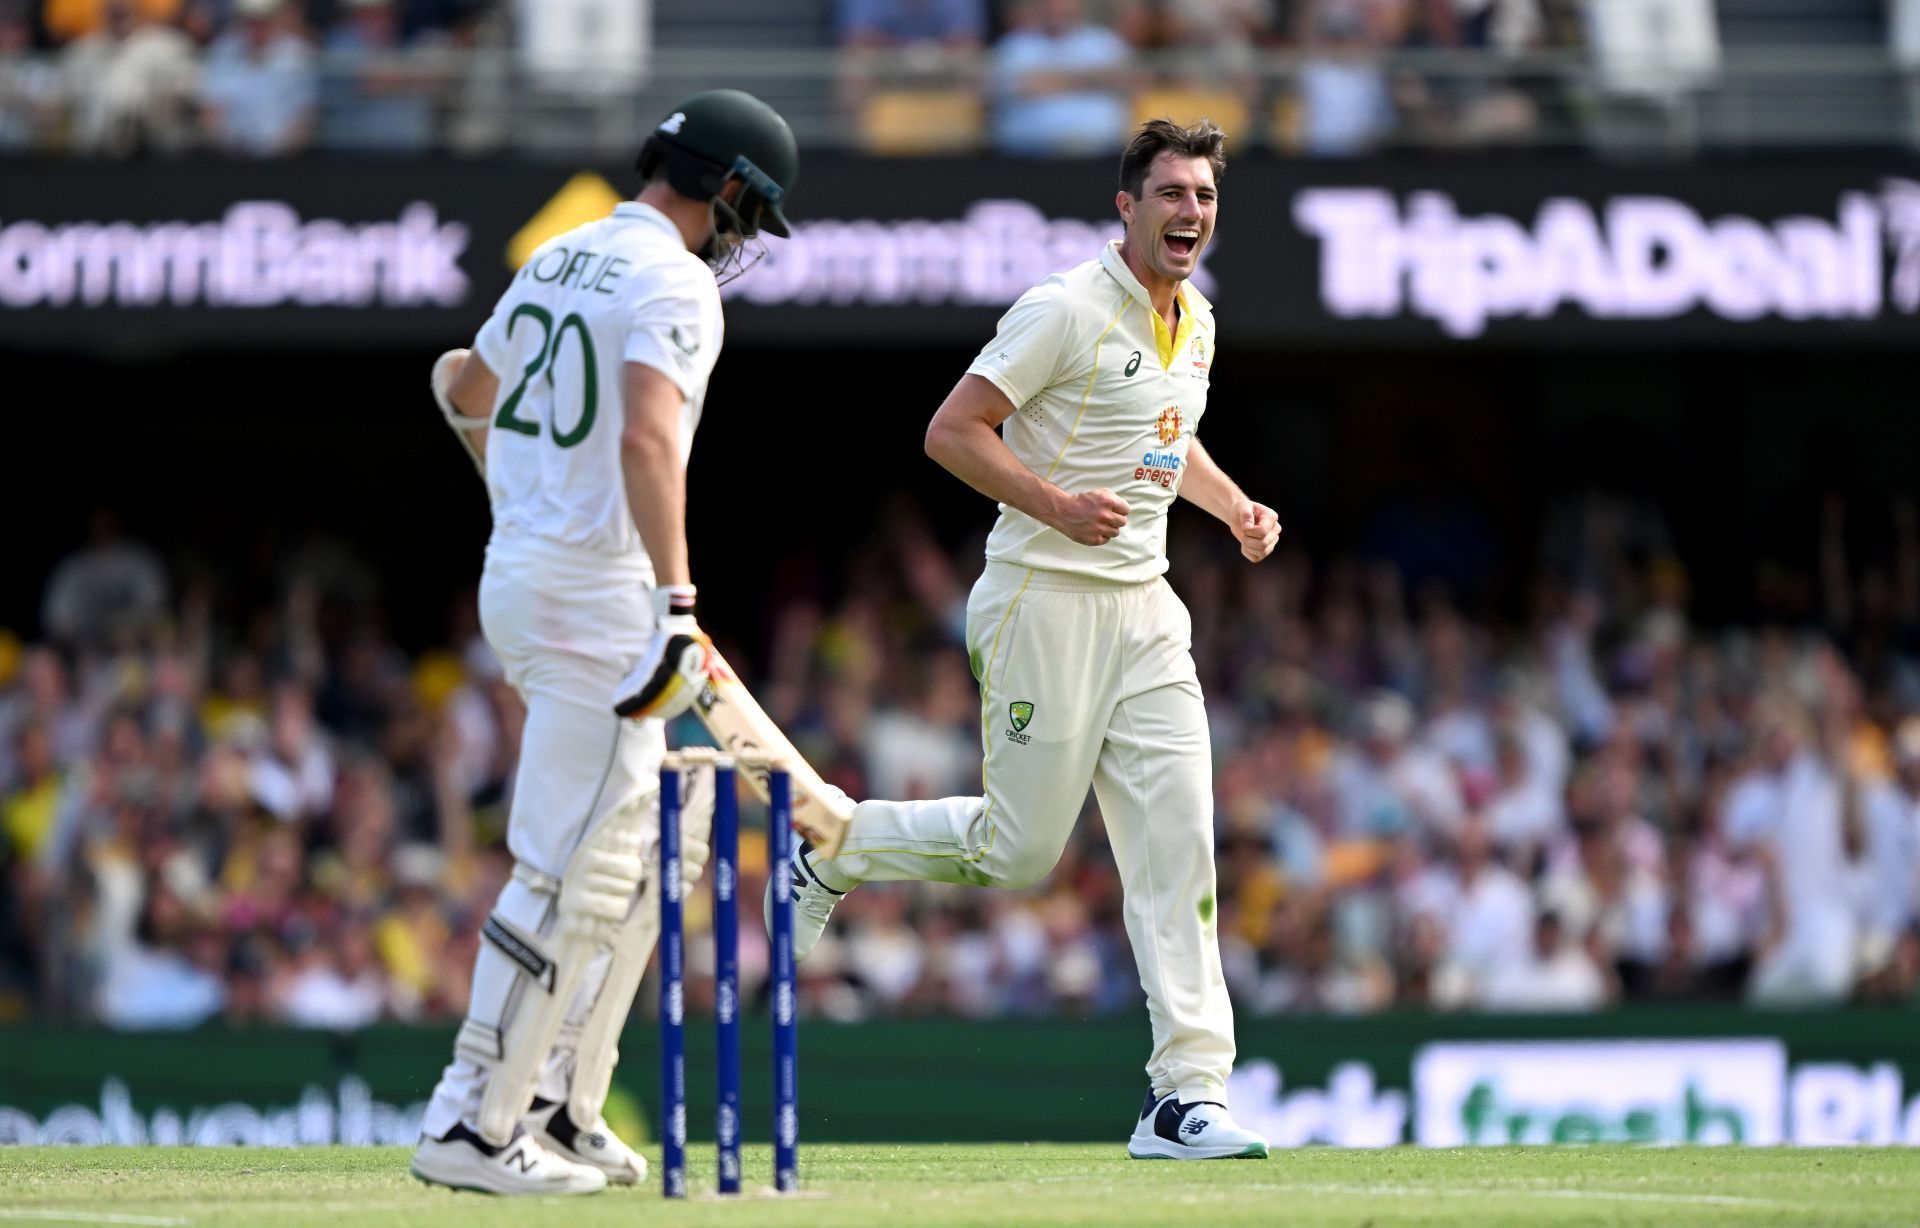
410, 90, 799, 1195
777, 119, 1277, 1159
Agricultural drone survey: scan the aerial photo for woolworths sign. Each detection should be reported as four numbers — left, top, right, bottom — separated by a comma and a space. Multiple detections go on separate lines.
0, 1077, 424, 1147
1413, 1041, 1786, 1146
1226, 1040, 1920, 1147
9, 1041, 1916, 1148
5, 1017, 1920, 1145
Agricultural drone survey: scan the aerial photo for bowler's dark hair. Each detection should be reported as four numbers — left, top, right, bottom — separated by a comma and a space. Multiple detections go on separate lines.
1119, 118, 1227, 199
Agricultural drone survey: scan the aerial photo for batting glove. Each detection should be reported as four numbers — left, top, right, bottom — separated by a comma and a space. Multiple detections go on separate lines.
614, 585, 712, 722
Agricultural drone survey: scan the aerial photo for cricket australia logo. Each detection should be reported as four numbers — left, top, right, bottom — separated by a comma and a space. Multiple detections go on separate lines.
1006, 700, 1034, 745
659, 111, 686, 134
1137, 407, 1186, 491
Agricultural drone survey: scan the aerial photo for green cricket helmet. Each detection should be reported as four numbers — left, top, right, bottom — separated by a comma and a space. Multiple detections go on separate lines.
637, 89, 798, 241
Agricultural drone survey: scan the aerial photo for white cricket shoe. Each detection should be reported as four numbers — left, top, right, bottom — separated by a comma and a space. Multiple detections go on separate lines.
410, 1122, 609, 1195
1128, 1091, 1270, 1160
765, 838, 846, 961
532, 1101, 647, 1186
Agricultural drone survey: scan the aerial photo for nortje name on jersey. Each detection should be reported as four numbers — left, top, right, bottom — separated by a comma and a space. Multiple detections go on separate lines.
517, 245, 630, 295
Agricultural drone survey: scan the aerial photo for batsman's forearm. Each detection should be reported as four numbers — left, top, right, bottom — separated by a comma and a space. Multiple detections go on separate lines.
926, 416, 1065, 528
452, 415, 491, 474
433, 348, 493, 456
620, 435, 690, 587
1177, 437, 1245, 523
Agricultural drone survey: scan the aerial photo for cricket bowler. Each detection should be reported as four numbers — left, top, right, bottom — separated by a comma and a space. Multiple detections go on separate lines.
409, 89, 799, 1195
777, 119, 1279, 1159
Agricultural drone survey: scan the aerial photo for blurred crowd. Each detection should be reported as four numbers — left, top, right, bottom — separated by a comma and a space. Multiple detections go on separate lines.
5, 484, 1920, 1033
844, 0, 1598, 157
0, 0, 483, 155
3, 0, 1916, 157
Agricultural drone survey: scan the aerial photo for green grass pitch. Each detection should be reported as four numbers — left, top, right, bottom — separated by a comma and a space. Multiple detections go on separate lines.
3, 1145, 1918, 1226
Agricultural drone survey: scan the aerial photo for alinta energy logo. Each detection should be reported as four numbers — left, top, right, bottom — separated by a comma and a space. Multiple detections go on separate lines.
1292, 179, 1920, 338
1137, 407, 1185, 490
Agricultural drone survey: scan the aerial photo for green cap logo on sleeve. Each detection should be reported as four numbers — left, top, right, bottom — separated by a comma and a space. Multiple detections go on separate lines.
1009, 701, 1034, 733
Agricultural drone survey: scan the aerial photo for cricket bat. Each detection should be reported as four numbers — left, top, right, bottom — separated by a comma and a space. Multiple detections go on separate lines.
428, 376, 843, 850
692, 648, 852, 857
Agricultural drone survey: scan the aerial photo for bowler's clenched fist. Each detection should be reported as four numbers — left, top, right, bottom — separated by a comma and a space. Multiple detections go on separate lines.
1232, 499, 1280, 562
1055, 488, 1131, 546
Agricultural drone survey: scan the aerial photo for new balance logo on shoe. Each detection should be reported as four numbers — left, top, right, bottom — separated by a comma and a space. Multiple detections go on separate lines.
503, 1145, 538, 1174
1131, 1094, 1271, 1161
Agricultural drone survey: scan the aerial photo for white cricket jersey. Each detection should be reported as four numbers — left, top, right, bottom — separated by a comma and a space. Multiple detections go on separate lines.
472, 201, 722, 565
967, 241, 1215, 583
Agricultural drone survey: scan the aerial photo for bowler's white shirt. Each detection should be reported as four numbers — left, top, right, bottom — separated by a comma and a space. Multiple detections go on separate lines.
967, 241, 1215, 583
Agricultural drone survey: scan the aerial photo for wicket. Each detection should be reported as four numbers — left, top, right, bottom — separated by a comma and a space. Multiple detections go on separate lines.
659, 750, 799, 1198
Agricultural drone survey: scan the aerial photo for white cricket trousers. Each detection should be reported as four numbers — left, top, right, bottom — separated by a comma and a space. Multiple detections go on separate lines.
825, 561, 1235, 1103
479, 529, 664, 878
423, 529, 663, 1138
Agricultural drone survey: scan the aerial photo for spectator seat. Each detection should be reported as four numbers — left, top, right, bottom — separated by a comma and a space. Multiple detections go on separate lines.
857, 87, 986, 155
1127, 87, 1250, 142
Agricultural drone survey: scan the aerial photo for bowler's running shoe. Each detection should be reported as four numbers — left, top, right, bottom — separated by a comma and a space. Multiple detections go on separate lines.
1127, 1090, 1270, 1160
765, 837, 845, 961
530, 1099, 647, 1186
410, 1122, 608, 1194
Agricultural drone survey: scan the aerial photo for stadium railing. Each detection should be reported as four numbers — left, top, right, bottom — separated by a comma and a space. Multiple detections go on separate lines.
3, 45, 1917, 159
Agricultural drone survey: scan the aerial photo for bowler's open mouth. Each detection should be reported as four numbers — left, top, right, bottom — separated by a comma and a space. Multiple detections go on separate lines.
1166, 230, 1198, 257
